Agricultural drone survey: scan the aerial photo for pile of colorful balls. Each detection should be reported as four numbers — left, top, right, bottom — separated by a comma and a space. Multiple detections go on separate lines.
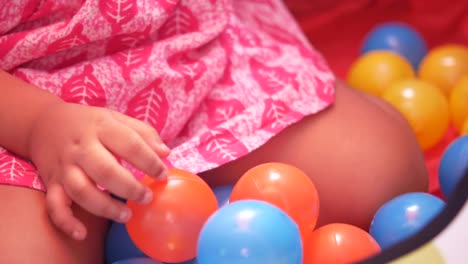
105, 23, 468, 264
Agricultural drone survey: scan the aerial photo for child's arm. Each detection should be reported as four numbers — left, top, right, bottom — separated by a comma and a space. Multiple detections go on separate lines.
0, 70, 62, 158
0, 70, 169, 240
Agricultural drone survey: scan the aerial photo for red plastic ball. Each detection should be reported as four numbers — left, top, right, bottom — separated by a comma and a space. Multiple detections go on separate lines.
303, 223, 381, 264
229, 162, 320, 237
126, 168, 218, 263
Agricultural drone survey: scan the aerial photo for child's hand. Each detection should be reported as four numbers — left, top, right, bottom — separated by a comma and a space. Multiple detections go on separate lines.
28, 101, 170, 240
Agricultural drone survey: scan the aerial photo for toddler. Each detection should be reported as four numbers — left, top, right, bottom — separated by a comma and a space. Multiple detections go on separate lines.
0, 0, 427, 263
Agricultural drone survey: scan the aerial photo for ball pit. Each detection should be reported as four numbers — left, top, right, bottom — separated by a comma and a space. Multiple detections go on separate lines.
345, 22, 467, 200
103, 19, 467, 264
106, 160, 459, 264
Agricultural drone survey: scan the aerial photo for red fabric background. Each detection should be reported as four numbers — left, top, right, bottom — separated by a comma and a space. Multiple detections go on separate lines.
287, 0, 468, 78
286, 0, 468, 199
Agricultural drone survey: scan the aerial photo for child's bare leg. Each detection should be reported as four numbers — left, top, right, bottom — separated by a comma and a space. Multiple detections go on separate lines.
201, 80, 428, 229
0, 185, 108, 264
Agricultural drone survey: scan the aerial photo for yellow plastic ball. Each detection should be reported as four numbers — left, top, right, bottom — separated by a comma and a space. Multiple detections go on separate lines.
462, 118, 468, 135
382, 79, 450, 150
449, 75, 468, 133
347, 51, 415, 96
418, 44, 468, 96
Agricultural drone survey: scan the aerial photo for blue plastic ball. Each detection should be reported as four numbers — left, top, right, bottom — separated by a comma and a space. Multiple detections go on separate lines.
112, 258, 163, 264
105, 222, 147, 264
439, 135, 468, 199
197, 200, 302, 264
369, 192, 445, 249
212, 185, 234, 208
361, 22, 428, 70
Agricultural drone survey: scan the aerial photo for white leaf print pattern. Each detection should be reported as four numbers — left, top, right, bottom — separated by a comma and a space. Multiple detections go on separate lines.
205, 98, 244, 126
0, 155, 27, 182
61, 65, 106, 106
118, 47, 147, 67
126, 79, 168, 132
0, 0, 337, 189
261, 99, 302, 132
159, 5, 198, 38
47, 24, 88, 53
32, 176, 44, 190
99, 0, 137, 31
199, 128, 247, 164
250, 58, 299, 94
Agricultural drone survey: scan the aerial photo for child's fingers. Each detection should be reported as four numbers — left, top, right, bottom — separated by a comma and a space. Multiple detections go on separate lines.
45, 183, 87, 240
111, 112, 171, 156
98, 121, 168, 180
77, 144, 153, 204
61, 165, 132, 224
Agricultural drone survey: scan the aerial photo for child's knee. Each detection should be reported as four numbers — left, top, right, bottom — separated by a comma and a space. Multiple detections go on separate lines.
0, 185, 107, 264
347, 117, 429, 226
316, 81, 429, 228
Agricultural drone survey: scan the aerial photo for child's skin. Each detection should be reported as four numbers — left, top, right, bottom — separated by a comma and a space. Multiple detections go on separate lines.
0, 69, 427, 263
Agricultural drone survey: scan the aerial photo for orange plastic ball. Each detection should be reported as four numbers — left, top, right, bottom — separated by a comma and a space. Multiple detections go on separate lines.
347, 51, 415, 96
229, 162, 320, 237
139, 174, 155, 186
126, 168, 218, 263
303, 223, 381, 264
462, 118, 468, 135
449, 76, 468, 133
418, 44, 468, 96
382, 79, 450, 150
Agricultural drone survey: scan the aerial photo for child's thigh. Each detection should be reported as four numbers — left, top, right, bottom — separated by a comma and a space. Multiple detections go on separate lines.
200, 80, 428, 229
0, 185, 108, 264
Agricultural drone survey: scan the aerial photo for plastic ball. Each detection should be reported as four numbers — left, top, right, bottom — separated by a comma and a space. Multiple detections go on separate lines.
229, 162, 319, 237
303, 223, 381, 264
361, 22, 428, 70
105, 222, 147, 264
463, 118, 468, 135
449, 76, 468, 133
112, 175, 155, 203
112, 258, 163, 264
139, 174, 155, 186
381, 79, 450, 150
197, 200, 302, 264
126, 168, 218, 263
347, 51, 415, 96
418, 44, 468, 96
369, 192, 445, 249
212, 185, 234, 208
438, 136, 468, 199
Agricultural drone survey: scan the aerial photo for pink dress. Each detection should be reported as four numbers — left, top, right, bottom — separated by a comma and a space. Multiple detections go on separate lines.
0, 0, 335, 191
